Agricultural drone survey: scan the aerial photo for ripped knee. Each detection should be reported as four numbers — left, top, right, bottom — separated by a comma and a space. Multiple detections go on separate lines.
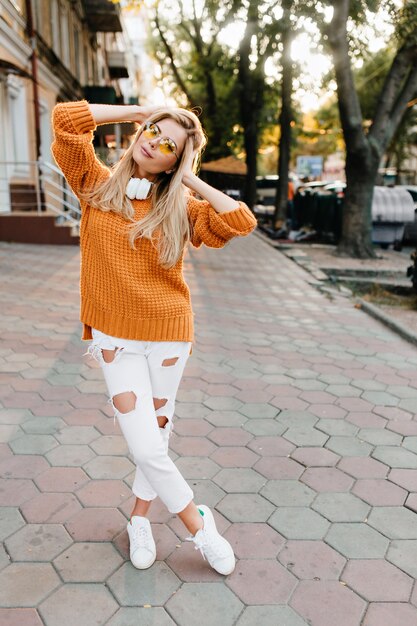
153, 397, 168, 410
112, 391, 136, 414
153, 398, 169, 429
162, 357, 179, 367
101, 346, 123, 364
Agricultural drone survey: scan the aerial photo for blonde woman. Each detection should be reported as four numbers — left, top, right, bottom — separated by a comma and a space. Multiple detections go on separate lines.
51, 100, 256, 575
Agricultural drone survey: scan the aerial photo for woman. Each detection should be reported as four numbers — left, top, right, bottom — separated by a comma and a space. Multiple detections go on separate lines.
51, 100, 256, 576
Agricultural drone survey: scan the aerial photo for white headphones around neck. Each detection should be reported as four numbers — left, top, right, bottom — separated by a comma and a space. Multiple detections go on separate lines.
126, 177, 153, 200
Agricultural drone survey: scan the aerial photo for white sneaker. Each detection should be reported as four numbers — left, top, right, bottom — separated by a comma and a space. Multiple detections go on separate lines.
187, 505, 235, 575
127, 516, 156, 569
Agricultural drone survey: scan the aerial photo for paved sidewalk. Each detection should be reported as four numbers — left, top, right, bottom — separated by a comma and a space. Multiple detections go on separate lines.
0, 234, 417, 626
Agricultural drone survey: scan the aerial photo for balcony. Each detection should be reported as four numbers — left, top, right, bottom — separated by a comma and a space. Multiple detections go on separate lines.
82, 0, 122, 32
107, 50, 129, 79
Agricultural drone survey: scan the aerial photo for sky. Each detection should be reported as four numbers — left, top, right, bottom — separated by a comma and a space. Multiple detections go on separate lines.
123, 2, 396, 112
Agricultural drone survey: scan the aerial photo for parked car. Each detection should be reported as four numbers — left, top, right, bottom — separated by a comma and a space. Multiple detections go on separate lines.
254, 174, 299, 216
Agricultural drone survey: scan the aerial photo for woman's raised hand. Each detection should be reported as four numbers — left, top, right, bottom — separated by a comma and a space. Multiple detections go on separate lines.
181, 150, 199, 186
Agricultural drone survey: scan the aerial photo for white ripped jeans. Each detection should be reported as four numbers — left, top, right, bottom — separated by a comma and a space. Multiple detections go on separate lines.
88, 329, 194, 514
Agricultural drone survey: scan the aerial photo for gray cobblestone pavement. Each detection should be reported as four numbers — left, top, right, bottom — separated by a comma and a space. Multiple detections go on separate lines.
0, 234, 417, 626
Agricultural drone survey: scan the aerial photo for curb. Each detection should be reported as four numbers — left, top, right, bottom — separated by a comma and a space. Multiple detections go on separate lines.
356, 298, 417, 347
254, 230, 417, 348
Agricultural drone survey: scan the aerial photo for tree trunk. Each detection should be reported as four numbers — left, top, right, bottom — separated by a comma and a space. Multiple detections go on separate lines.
273, 0, 293, 228
327, 0, 376, 258
237, 1, 263, 208
338, 145, 379, 257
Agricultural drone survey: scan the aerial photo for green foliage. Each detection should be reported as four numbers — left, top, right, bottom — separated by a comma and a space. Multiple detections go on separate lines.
149, 0, 242, 160
354, 47, 395, 119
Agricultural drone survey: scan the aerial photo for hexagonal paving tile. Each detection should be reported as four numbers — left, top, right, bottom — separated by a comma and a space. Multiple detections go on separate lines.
236, 606, 309, 626
75, 479, 130, 507
227, 559, 297, 604
186, 479, 225, 509
53, 542, 123, 582
83, 455, 134, 479
0, 478, 39, 507
326, 436, 373, 457
204, 396, 243, 411
276, 410, 318, 429
39, 583, 118, 626
372, 446, 417, 469
5, 524, 73, 562
217, 493, 275, 523
278, 540, 346, 580
254, 457, 304, 480
238, 403, 279, 418
362, 603, 417, 626
65, 507, 127, 541
54, 426, 100, 445
352, 479, 407, 506
165, 582, 243, 626
312, 492, 370, 523
46, 445, 95, 467
301, 467, 354, 493
248, 436, 295, 457
0, 608, 44, 626
326, 523, 389, 559
108, 561, 180, 605
0, 563, 60, 607
387, 540, 417, 577
243, 419, 285, 437
291, 447, 340, 467
337, 456, 388, 479
284, 427, 329, 447
19, 492, 82, 524
388, 468, 417, 491
204, 410, 247, 427
367, 506, 417, 539
166, 541, 223, 582
106, 607, 176, 626
34, 467, 89, 492
0, 454, 49, 479
268, 507, 330, 540
213, 468, 266, 493
207, 427, 252, 447
210, 447, 259, 468
9, 434, 58, 455
260, 479, 316, 507
223, 522, 284, 559
170, 435, 216, 457
290, 580, 366, 626
0, 507, 25, 541
342, 559, 413, 601
175, 457, 220, 479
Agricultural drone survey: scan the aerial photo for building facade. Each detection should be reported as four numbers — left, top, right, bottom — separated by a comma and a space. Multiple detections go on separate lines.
0, 0, 141, 219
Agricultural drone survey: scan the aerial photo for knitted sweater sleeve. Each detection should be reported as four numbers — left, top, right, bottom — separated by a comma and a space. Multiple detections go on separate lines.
51, 100, 110, 198
187, 196, 257, 249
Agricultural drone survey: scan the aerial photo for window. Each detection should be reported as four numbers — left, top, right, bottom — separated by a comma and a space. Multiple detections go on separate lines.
60, 2, 70, 68
50, 1, 60, 54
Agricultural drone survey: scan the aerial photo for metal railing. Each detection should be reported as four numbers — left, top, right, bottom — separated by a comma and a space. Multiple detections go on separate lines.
0, 160, 81, 232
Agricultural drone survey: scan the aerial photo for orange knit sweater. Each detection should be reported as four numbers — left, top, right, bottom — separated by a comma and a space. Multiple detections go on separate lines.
51, 101, 257, 342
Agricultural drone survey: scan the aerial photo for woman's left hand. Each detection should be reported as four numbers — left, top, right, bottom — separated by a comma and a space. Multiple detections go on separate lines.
182, 151, 198, 188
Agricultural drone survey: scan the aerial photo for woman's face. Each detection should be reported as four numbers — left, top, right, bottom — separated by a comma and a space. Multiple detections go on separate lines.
132, 118, 188, 180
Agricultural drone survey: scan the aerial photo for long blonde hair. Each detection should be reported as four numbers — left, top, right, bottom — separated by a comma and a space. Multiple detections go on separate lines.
82, 108, 206, 268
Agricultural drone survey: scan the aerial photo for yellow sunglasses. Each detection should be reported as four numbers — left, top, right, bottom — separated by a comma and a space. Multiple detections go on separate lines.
142, 122, 178, 159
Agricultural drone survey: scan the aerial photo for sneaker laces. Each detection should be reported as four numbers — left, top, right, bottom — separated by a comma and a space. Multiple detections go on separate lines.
131, 524, 153, 552
186, 528, 225, 563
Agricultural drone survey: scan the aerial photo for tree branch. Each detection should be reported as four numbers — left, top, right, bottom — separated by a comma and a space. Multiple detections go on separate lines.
378, 63, 417, 149
154, 11, 196, 107
327, 0, 367, 152
371, 43, 417, 142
